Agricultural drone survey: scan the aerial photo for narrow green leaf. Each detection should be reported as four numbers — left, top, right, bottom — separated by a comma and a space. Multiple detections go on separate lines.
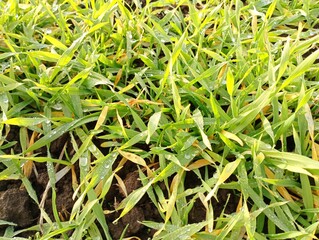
21, 176, 39, 205
57, 33, 87, 67
115, 180, 153, 221
44, 35, 67, 50
24, 120, 77, 153
264, 151, 319, 170
146, 111, 161, 144
119, 130, 148, 150
277, 37, 290, 81
202, 48, 225, 62
158, 29, 187, 98
280, 48, 319, 90
88, 22, 108, 34
0, 82, 22, 92
193, 109, 212, 150
153, 222, 207, 240
28, 51, 60, 62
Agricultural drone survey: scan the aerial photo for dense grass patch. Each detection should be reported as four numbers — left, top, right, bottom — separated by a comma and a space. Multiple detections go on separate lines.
1, 0, 319, 239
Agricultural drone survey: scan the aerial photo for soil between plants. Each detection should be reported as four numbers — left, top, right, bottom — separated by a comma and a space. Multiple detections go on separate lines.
0, 127, 239, 239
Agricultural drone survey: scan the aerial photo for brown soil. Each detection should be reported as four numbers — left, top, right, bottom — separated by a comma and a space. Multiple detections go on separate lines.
0, 126, 239, 239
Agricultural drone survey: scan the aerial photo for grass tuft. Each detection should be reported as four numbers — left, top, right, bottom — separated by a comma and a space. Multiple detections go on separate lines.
1, 0, 319, 239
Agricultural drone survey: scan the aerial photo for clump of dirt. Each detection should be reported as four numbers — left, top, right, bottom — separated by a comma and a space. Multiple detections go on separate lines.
185, 166, 239, 224
119, 171, 142, 196
0, 126, 75, 236
107, 206, 146, 239
104, 169, 161, 239
0, 186, 38, 227
0, 166, 75, 235
35, 167, 75, 221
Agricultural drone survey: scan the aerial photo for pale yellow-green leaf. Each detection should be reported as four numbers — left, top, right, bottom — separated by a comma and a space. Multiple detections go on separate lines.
221, 130, 244, 146
94, 106, 108, 131
3, 117, 46, 127
205, 158, 241, 202
44, 35, 67, 51
226, 68, 235, 96
118, 150, 147, 167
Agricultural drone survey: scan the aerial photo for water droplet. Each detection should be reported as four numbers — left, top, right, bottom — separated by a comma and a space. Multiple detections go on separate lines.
89, 145, 99, 156
80, 157, 88, 167
47, 130, 56, 139
2, 112, 7, 121
53, 103, 62, 110
44, 29, 52, 34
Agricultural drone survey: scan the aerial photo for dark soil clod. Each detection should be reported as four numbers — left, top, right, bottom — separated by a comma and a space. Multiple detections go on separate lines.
0, 187, 38, 228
